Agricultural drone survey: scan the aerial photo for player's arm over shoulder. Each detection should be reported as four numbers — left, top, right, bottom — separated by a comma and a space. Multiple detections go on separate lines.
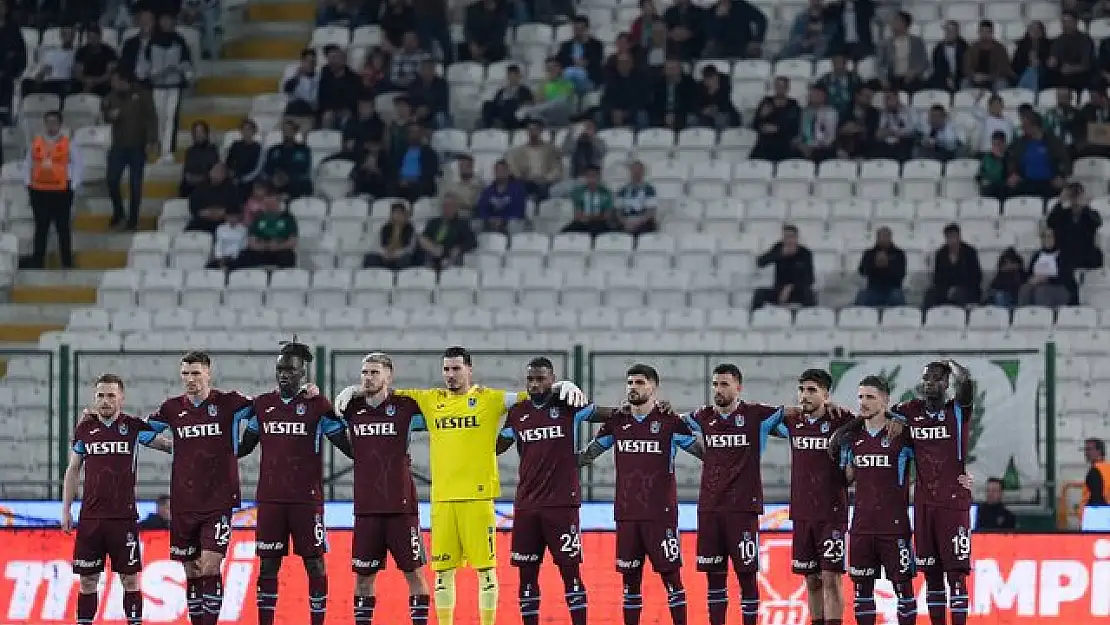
135, 416, 172, 453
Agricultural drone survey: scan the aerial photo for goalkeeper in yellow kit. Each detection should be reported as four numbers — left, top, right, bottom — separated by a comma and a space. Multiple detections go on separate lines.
335, 346, 588, 625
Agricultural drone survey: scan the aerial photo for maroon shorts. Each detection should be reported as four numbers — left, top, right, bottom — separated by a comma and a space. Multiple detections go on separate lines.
352, 514, 425, 574
72, 519, 142, 576
791, 520, 847, 574
914, 504, 972, 572
696, 511, 759, 573
510, 507, 582, 568
255, 503, 327, 558
848, 533, 915, 582
615, 520, 682, 574
169, 510, 234, 561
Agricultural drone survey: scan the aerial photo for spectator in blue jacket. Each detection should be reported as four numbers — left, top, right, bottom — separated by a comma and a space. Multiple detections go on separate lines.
476, 160, 529, 234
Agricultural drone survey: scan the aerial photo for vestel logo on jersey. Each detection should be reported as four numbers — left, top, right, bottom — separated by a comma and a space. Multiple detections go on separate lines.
854, 454, 893, 468
911, 425, 952, 440
351, 422, 397, 437
616, 440, 662, 454
83, 441, 131, 455
518, 425, 564, 442
262, 421, 309, 435
176, 423, 223, 438
705, 433, 749, 448
435, 415, 479, 429
792, 436, 829, 451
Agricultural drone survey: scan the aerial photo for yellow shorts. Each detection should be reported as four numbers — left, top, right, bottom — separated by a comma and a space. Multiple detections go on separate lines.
430, 499, 496, 572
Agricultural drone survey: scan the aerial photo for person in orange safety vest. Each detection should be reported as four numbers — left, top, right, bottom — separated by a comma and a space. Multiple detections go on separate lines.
1084, 438, 1109, 511
20, 110, 82, 269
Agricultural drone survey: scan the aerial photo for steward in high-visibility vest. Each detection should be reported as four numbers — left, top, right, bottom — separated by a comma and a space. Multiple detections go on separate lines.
1084, 438, 1109, 509
20, 110, 82, 270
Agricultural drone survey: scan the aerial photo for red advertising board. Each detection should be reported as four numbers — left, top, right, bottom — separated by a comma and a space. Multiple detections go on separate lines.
1, 530, 1108, 624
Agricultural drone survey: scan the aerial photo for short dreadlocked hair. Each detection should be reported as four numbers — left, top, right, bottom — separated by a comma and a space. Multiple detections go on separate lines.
279, 336, 314, 363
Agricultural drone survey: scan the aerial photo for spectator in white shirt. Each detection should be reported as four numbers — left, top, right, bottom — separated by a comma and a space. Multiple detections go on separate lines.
1020, 227, 1076, 306
915, 104, 962, 161
207, 212, 248, 269
873, 91, 916, 161
23, 25, 78, 98
282, 49, 320, 129
793, 84, 838, 162
973, 93, 1014, 155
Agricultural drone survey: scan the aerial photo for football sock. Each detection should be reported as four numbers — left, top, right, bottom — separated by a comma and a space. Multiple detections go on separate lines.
518, 565, 541, 625
409, 594, 430, 625
948, 573, 969, 625
477, 568, 499, 625
186, 578, 204, 625
737, 571, 759, 625
201, 575, 223, 625
852, 578, 877, 625
77, 591, 98, 625
621, 570, 644, 625
433, 570, 456, 625
925, 572, 947, 625
354, 595, 375, 625
558, 564, 588, 625
895, 581, 918, 625
308, 575, 328, 625
811, 621, 826, 625
123, 590, 143, 625
706, 572, 728, 625
662, 571, 687, 625
256, 576, 278, 625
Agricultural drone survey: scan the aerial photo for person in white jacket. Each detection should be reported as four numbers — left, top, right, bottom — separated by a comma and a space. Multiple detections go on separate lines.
915, 104, 963, 161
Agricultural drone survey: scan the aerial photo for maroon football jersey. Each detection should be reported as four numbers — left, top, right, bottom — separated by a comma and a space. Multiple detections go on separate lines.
501, 401, 596, 510
73, 414, 153, 520
843, 427, 914, 535
892, 398, 973, 510
686, 402, 783, 513
344, 392, 421, 515
778, 409, 855, 522
248, 392, 345, 504
148, 390, 253, 513
596, 408, 695, 522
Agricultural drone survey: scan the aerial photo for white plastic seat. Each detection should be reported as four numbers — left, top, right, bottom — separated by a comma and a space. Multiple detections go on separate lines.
225, 270, 269, 309
561, 271, 606, 308
771, 159, 815, 199
549, 233, 593, 273
267, 269, 311, 309
674, 233, 717, 271
452, 308, 494, 331
837, 307, 881, 329
793, 307, 836, 329
68, 308, 110, 331
1012, 306, 1054, 329
394, 268, 438, 307
880, 306, 923, 329
858, 160, 900, 199
592, 232, 634, 268
924, 305, 967, 329
310, 268, 354, 308
621, 309, 662, 331
1056, 306, 1098, 329
967, 306, 1010, 330
478, 269, 523, 308
183, 270, 226, 309
138, 269, 184, 308
110, 309, 152, 334
438, 267, 480, 307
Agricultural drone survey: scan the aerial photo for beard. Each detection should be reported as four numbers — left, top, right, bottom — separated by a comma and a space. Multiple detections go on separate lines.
627, 392, 649, 406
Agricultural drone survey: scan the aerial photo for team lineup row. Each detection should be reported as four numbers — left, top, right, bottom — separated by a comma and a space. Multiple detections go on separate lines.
63, 342, 975, 625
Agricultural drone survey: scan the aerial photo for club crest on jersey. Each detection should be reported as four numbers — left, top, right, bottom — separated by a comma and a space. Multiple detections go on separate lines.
550, 407, 560, 420
118, 423, 128, 435
208, 404, 218, 417
468, 397, 477, 408
831, 529, 842, 540
734, 414, 745, 427
650, 421, 661, 434
385, 404, 396, 417
742, 531, 752, 541
821, 421, 830, 433
881, 436, 891, 448
296, 404, 306, 415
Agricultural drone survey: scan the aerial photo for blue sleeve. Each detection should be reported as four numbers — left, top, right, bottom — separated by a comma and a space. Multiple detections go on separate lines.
573, 404, 597, 426
681, 412, 702, 434
595, 434, 615, 450
245, 415, 260, 433
953, 403, 965, 461
147, 418, 169, 433
759, 407, 785, 452
897, 446, 914, 486
410, 414, 427, 432
136, 431, 157, 446
319, 413, 345, 437
499, 427, 515, 440
840, 446, 853, 469
673, 432, 697, 451
72, 440, 86, 455
890, 410, 908, 424
774, 422, 789, 438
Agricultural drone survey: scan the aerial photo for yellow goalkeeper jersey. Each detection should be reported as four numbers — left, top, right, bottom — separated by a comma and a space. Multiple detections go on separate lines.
395, 386, 527, 502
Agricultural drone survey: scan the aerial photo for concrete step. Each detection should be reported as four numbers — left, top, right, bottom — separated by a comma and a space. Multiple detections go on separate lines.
81, 197, 166, 217
246, 2, 316, 22
73, 213, 159, 233
222, 38, 307, 62
196, 75, 283, 96
180, 112, 246, 133
179, 96, 254, 116
199, 60, 292, 78
0, 323, 64, 342
15, 270, 106, 288
10, 285, 98, 305
38, 250, 129, 270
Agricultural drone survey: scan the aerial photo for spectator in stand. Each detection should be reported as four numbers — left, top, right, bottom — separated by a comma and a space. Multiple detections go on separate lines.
264, 120, 313, 199
705, 0, 767, 58
629, 0, 661, 53
1020, 227, 1076, 306
1007, 113, 1070, 199
650, 58, 697, 130
976, 478, 1017, 530
416, 193, 477, 268
781, 0, 833, 60
408, 58, 451, 128
139, 495, 172, 530
976, 131, 1009, 199
752, 224, 816, 309
21, 110, 81, 270
855, 226, 907, 307
972, 94, 1013, 156
463, 0, 509, 63
1099, 36, 1110, 86
482, 64, 533, 129
319, 45, 360, 130
364, 201, 417, 269
243, 180, 279, 226
751, 77, 802, 162
915, 105, 961, 162
834, 84, 878, 158
1013, 20, 1051, 91
283, 49, 320, 129
349, 140, 389, 198
515, 57, 574, 127
387, 96, 415, 154
562, 165, 613, 236
237, 197, 299, 269
316, 0, 368, 26
358, 49, 394, 97
390, 122, 439, 201
663, 0, 707, 60
1047, 181, 1104, 269
342, 98, 386, 159
1049, 12, 1094, 92
180, 0, 223, 59
207, 212, 248, 269
963, 20, 1013, 90
140, 12, 195, 161
74, 28, 117, 97
0, 0, 27, 125
815, 53, 862, 115
225, 119, 264, 200
557, 15, 604, 93
391, 32, 432, 88
553, 119, 606, 196
507, 119, 564, 200
600, 53, 648, 128
1082, 438, 1109, 508
876, 11, 928, 93
825, 0, 876, 60
794, 84, 838, 162
103, 70, 157, 231
186, 163, 239, 234
179, 121, 219, 197
475, 160, 528, 234
696, 65, 739, 129
924, 223, 982, 308
440, 154, 484, 213
928, 21, 967, 92
1077, 87, 1110, 157
873, 90, 916, 161
1044, 87, 1080, 150
641, 19, 672, 76
614, 160, 659, 236
985, 247, 1026, 307
380, 0, 417, 49
23, 24, 78, 98
602, 33, 638, 80
414, 0, 452, 62
119, 9, 155, 80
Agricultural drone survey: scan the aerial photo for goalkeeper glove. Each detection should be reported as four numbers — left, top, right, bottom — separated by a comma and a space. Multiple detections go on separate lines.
553, 380, 588, 407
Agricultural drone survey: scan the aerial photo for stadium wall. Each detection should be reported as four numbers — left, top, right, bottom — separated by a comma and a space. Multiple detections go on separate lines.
0, 530, 1106, 624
